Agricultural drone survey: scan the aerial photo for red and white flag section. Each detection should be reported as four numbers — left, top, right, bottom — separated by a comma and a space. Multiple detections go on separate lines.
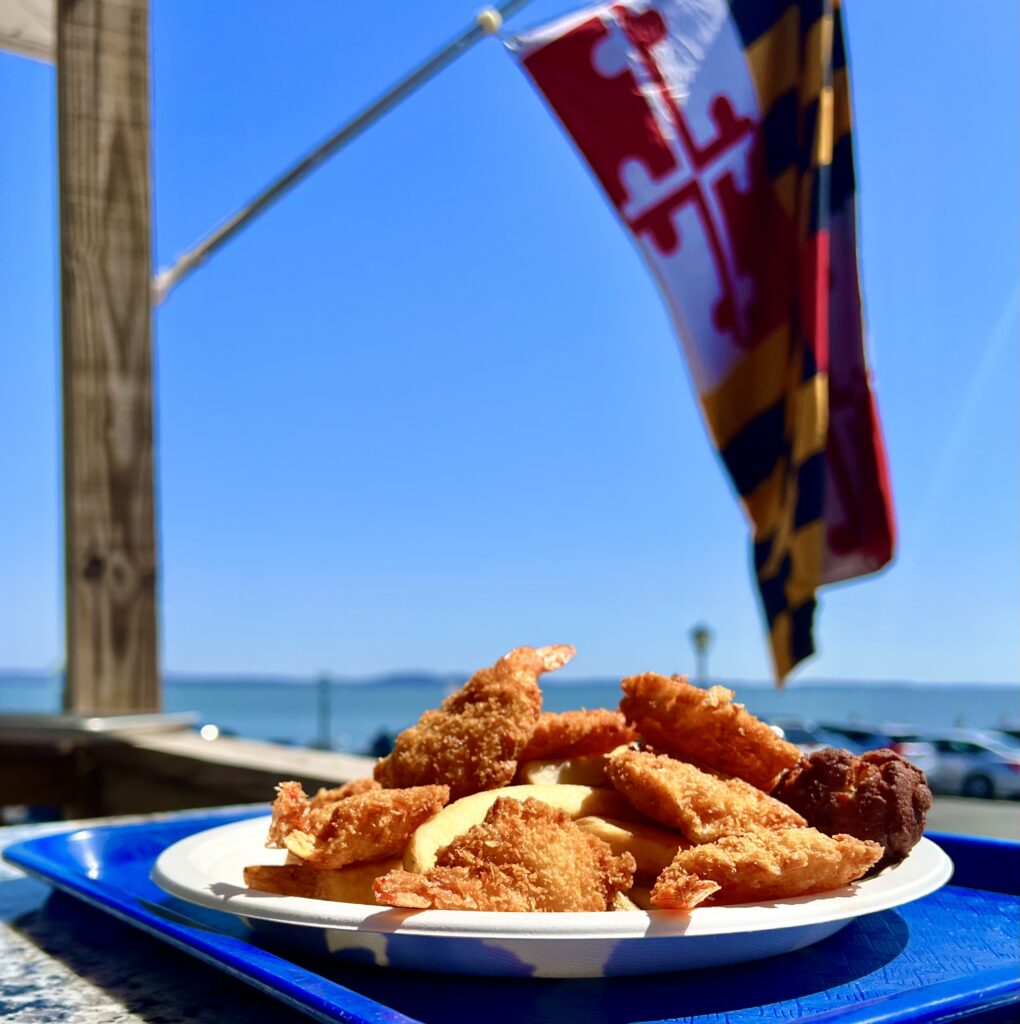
512, 0, 895, 679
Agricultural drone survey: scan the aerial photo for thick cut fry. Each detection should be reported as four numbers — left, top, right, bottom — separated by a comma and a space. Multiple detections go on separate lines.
403, 783, 634, 872
516, 754, 609, 787
284, 785, 449, 868
574, 815, 687, 877
243, 858, 401, 904
519, 709, 637, 761
375, 797, 635, 912
607, 749, 805, 843
651, 827, 884, 909
619, 673, 800, 791
374, 645, 572, 799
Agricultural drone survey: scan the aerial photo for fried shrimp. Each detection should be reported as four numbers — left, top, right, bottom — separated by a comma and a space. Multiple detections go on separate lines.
519, 709, 637, 761
266, 778, 383, 847
651, 827, 884, 909
374, 645, 573, 799
619, 673, 800, 791
283, 785, 449, 868
373, 796, 635, 912
607, 748, 805, 843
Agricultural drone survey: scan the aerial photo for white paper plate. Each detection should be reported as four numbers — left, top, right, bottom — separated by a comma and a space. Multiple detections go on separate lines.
152, 816, 952, 977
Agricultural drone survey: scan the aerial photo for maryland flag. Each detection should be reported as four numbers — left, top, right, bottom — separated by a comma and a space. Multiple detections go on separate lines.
514, 0, 894, 681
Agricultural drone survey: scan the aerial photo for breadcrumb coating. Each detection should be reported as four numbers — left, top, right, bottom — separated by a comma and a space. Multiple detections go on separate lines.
651, 827, 883, 909
519, 709, 637, 761
607, 748, 805, 842
374, 645, 572, 799
373, 796, 635, 911
620, 673, 800, 790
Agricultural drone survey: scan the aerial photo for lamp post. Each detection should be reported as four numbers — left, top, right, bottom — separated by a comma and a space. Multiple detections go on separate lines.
688, 624, 713, 685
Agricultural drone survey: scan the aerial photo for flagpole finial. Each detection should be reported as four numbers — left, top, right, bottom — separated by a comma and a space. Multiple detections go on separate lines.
476, 7, 503, 34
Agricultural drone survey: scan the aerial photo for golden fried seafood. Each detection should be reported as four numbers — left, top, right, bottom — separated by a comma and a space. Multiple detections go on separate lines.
607, 748, 805, 842
574, 815, 688, 878
312, 778, 382, 805
283, 785, 449, 868
651, 827, 883, 909
773, 748, 932, 869
619, 673, 800, 790
373, 796, 635, 912
243, 858, 401, 904
519, 709, 637, 761
374, 645, 573, 799
266, 778, 384, 848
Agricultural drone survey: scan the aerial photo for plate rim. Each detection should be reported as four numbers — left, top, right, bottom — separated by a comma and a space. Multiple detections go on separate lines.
151, 815, 953, 941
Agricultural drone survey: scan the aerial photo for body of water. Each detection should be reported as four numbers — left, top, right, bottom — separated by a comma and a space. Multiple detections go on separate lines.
1, 673, 1017, 755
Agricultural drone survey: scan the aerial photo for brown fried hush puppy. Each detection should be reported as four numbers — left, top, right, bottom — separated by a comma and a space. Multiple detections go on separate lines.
374, 645, 573, 799
373, 797, 636, 912
772, 748, 933, 869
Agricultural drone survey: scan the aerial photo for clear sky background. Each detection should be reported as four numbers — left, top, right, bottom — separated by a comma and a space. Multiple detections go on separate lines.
1, 1, 1016, 683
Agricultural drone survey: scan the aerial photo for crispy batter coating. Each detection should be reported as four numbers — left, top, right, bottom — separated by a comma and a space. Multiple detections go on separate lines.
283, 785, 449, 868
773, 748, 932, 869
651, 827, 884, 909
519, 709, 637, 761
312, 778, 382, 805
607, 748, 805, 843
373, 796, 636, 912
619, 673, 800, 791
266, 778, 383, 848
374, 645, 572, 799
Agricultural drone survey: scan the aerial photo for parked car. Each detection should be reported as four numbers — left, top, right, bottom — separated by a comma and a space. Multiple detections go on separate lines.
926, 730, 1020, 799
770, 718, 867, 755
817, 721, 938, 777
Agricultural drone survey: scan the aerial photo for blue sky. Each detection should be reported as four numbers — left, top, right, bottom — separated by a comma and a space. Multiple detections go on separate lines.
1, 0, 1016, 683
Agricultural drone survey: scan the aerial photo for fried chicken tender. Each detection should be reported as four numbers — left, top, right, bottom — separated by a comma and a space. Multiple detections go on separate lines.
283, 785, 449, 868
373, 797, 636, 912
619, 673, 800, 791
651, 827, 884, 910
374, 645, 573, 799
519, 709, 637, 761
773, 748, 932, 869
607, 748, 805, 843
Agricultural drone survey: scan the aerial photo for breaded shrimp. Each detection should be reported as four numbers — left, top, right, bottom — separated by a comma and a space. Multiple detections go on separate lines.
651, 827, 883, 909
373, 797, 635, 912
519, 708, 637, 761
283, 785, 449, 868
374, 645, 573, 799
607, 748, 805, 843
619, 673, 800, 791
266, 778, 383, 848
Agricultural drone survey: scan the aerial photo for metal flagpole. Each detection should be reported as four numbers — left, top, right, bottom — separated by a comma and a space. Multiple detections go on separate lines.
153, 1, 536, 304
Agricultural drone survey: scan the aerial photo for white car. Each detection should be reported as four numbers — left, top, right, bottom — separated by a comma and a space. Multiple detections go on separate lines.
926, 730, 1020, 799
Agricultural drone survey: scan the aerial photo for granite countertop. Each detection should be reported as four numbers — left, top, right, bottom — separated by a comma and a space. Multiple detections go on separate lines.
0, 811, 313, 1024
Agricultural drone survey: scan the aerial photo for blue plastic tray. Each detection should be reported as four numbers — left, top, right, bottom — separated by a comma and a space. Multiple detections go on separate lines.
4, 808, 1018, 1024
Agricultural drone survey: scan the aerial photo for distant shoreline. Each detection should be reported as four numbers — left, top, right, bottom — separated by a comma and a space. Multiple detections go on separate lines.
2, 670, 1017, 689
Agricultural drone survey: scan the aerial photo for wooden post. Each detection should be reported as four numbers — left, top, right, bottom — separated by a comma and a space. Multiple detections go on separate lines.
57, 0, 160, 712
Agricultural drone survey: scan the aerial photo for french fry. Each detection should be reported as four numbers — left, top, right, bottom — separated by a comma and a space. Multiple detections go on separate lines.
625, 884, 654, 910
243, 858, 402, 904
611, 889, 641, 911
403, 783, 634, 872
515, 754, 608, 787
574, 815, 687, 877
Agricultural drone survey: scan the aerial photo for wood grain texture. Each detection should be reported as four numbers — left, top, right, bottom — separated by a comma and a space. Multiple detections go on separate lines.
58, 0, 159, 712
